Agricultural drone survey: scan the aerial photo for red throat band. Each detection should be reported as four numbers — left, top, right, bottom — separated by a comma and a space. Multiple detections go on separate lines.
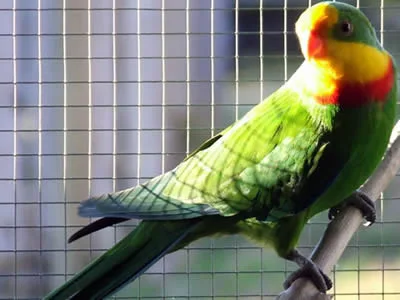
315, 60, 395, 107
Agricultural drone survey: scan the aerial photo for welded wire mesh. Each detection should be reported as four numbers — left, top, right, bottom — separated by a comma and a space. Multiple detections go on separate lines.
1, 0, 400, 299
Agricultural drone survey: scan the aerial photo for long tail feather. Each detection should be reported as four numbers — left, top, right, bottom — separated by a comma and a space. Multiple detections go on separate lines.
43, 219, 200, 300
68, 217, 129, 243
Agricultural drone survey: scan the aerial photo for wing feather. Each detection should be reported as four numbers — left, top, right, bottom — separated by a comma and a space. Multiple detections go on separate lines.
78, 84, 344, 221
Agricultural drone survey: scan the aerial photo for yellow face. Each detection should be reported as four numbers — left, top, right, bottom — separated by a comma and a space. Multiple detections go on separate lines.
295, 2, 390, 84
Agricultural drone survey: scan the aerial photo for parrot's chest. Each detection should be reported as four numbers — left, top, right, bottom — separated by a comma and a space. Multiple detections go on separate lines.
307, 102, 395, 216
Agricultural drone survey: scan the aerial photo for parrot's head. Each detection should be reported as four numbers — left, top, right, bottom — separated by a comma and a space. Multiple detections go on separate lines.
294, 1, 396, 106
295, 1, 391, 84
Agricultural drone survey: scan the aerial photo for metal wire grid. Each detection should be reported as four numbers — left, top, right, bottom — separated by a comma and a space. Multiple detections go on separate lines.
1, 0, 400, 299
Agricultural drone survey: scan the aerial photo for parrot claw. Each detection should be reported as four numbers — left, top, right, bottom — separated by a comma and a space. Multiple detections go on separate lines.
328, 190, 376, 226
284, 249, 332, 293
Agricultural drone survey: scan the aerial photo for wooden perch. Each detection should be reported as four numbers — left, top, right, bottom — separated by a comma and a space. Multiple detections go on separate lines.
277, 120, 400, 300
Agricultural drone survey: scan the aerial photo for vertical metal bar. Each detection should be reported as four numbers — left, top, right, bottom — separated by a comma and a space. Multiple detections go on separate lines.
185, 0, 191, 297
136, 3, 142, 202
234, 0, 239, 121
161, 0, 166, 296
112, 0, 117, 248
111, 9, 118, 298
87, 0, 93, 261
12, 0, 17, 296
210, 0, 215, 136
283, 0, 288, 82
185, 0, 191, 156
136, 1, 142, 296
37, 0, 43, 292
380, 0, 385, 45
161, 0, 166, 174
62, 0, 68, 282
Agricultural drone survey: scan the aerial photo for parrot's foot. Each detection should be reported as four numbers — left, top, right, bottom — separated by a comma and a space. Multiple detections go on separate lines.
328, 190, 376, 226
284, 249, 332, 293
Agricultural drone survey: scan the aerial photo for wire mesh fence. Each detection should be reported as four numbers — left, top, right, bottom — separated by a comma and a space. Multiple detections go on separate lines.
1, 0, 400, 299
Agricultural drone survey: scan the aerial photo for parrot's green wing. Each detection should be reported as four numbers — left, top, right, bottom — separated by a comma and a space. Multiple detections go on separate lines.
79, 82, 344, 221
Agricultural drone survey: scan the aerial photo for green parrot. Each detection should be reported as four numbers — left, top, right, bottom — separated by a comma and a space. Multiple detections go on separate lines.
44, 1, 397, 299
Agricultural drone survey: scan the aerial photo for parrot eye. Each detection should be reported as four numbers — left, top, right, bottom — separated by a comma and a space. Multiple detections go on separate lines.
339, 20, 353, 36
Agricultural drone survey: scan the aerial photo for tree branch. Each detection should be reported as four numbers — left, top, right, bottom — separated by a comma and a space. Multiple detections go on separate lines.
277, 120, 400, 300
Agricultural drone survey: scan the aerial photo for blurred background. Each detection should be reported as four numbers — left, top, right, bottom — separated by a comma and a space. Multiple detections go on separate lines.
1, 0, 400, 299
